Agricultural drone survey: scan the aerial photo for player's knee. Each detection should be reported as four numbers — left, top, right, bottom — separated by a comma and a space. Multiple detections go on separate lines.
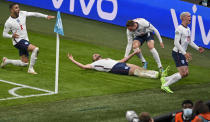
32, 47, 39, 54
182, 72, 188, 78
21, 57, 28, 63
185, 71, 189, 77
34, 47, 39, 52
133, 44, 138, 49
180, 72, 186, 78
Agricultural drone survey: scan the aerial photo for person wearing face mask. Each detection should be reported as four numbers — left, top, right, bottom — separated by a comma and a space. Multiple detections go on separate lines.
173, 100, 194, 122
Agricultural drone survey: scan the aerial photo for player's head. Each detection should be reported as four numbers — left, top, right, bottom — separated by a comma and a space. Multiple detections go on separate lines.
182, 100, 193, 109
139, 112, 154, 122
9, 3, 20, 16
180, 12, 191, 25
126, 20, 137, 31
92, 53, 102, 62
181, 100, 193, 120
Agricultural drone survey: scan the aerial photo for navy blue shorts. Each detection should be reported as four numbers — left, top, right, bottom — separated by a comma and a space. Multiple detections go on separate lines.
172, 51, 188, 67
134, 32, 154, 46
110, 63, 130, 75
14, 39, 30, 57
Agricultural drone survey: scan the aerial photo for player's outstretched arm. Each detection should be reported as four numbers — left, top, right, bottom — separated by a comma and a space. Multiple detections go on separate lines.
189, 41, 205, 53
67, 53, 92, 70
119, 49, 140, 63
26, 11, 55, 20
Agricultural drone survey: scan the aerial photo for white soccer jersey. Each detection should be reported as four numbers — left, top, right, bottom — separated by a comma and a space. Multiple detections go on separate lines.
3, 11, 48, 45
90, 58, 118, 72
173, 25, 199, 55
125, 18, 163, 57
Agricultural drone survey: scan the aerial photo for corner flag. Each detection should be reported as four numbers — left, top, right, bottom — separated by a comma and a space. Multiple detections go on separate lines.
54, 11, 64, 94
54, 11, 64, 35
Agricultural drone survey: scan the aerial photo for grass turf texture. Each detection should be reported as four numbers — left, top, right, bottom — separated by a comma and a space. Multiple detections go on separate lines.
0, 0, 210, 121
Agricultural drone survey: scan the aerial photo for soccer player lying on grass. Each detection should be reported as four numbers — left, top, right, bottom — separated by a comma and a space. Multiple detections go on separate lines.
68, 50, 160, 79
1, 3, 55, 74
160, 12, 205, 94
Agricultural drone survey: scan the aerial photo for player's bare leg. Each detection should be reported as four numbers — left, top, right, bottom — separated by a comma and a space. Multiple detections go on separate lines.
147, 40, 163, 71
127, 64, 159, 79
27, 44, 39, 74
132, 40, 147, 69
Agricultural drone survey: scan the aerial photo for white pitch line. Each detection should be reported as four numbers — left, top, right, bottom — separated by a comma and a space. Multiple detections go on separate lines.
0, 79, 55, 101
0, 92, 55, 101
8, 87, 24, 97
0, 79, 53, 93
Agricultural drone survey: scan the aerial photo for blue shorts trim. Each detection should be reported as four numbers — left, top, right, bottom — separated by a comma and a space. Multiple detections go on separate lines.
110, 63, 130, 75
14, 39, 30, 57
134, 32, 154, 45
172, 51, 188, 67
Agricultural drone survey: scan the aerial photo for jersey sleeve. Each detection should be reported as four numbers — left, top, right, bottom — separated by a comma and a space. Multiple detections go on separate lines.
150, 24, 163, 43
124, 29, 133, 57
24, 11, 48, 18
174, 28, 186, 55
3, 22, 12, 38
189, 40, 199, 50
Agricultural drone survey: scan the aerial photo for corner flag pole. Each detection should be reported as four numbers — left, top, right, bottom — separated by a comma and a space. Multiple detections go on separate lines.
54, 11, 64, 94
55, 33, 59, 94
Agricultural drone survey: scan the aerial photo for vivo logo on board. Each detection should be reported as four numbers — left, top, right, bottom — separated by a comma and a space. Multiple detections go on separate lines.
52, 0, 118, 20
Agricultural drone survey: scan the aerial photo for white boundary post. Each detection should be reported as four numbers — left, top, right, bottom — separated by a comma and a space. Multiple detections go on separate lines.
55, 33, 60, 94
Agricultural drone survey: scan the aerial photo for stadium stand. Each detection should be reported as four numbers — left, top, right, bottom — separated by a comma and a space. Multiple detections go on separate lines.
182, 0, 210, 7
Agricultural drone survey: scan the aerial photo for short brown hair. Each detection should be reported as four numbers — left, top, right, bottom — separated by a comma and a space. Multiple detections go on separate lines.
126, 20, 135, 27
139, 112, 152, 122
9, 3, 19, 10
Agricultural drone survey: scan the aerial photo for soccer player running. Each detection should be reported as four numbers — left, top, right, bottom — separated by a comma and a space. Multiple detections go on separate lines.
125, 18, 164, 71
161, 12, 205, 93
1, 3, 55, 74
68, 50, 161, 79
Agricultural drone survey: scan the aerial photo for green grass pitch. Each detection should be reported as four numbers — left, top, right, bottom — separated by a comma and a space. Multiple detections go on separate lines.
0, 1, 210, 121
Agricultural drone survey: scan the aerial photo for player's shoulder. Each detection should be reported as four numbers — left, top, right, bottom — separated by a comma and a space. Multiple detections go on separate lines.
126, 29, 132, 34
133, 18, 147, 23
5, 17, 12, 26
175, 25, 184, 33
19, 10, 28, 15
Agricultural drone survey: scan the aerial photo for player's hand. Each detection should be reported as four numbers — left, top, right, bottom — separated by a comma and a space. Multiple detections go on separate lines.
134, 48, 140, 54
198, 47, 205, 53
47, 15, 55, 20
12, 33, 19, 38
160, 42, 164, 48
67, 53, 74, 60
185, 52, 192, 62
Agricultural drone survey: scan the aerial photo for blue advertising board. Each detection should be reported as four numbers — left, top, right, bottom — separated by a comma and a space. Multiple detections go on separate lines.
8, 0, 210, 49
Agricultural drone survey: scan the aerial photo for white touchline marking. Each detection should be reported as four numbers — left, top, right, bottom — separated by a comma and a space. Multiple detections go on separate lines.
0, 79, 55, 101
